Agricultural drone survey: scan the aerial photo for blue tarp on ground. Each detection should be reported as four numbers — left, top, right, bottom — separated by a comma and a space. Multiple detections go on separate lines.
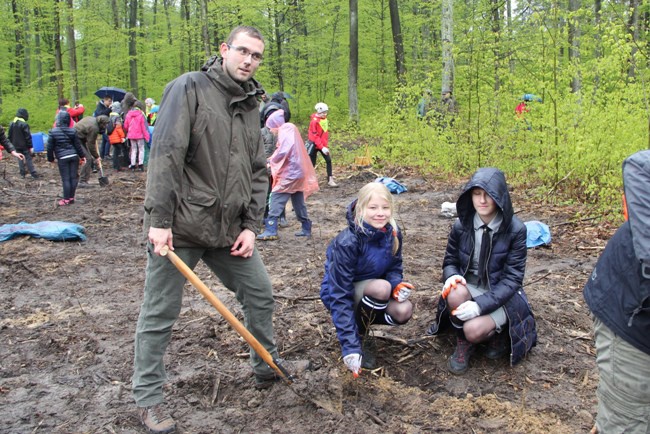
0, 221, 87, 242
375, 177, 408, 194
524, 220, 551, 248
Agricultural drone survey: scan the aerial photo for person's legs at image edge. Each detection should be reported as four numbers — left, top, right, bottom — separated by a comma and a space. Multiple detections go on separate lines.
593, 317, 650, 433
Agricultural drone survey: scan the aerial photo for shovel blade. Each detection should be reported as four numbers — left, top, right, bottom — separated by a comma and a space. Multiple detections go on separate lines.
98, 176, 109, 187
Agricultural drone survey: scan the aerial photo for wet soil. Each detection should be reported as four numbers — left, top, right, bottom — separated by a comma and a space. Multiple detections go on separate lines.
0, 154, 609, 433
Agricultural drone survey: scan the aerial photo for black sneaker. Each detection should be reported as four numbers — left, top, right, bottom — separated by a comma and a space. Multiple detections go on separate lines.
254, 359, 311, 389
485, 332, 509, 360
139, 404, 176, 434
447, 335, 475, 375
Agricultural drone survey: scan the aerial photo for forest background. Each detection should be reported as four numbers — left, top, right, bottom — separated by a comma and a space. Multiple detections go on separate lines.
1, 0, 648, 218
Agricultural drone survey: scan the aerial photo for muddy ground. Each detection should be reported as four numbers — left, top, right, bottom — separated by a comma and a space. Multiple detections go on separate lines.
0, 153, 612, 433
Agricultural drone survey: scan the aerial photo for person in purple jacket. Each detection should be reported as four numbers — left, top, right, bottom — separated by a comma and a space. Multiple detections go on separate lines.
320, 182, 414, 376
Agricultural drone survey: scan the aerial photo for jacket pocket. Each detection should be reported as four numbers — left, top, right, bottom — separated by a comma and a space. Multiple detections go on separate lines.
186, 111, 209, 164
174, 183, 220, 245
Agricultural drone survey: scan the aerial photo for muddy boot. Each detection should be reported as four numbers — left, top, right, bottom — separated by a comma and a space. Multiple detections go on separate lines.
447, 332, 475, 375
327, 176, 339, 188
257, 218, 279, 241
485, 331, 509, 360
295, 219, 312, 237
139, 403, 176, 434
361, 338, 377, 369
255, 359, 312, 389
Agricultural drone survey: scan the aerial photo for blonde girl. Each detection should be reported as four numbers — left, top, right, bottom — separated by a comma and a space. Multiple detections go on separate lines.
320, 182, 414, 376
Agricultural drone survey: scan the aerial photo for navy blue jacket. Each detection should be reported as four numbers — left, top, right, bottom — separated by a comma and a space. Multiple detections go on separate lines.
320, 200, 403, 357
46, 112, 85, 162
584, 150, 650, 355
428, 168, 537, 365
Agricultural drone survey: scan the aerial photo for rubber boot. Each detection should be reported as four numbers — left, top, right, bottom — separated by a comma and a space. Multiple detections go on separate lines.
295, 219, 312, 237
257, 218, 279, 241
485, 331, 509, 360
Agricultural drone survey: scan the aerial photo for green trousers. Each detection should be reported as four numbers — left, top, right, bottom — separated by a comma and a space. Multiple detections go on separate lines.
132, 245, 278, 407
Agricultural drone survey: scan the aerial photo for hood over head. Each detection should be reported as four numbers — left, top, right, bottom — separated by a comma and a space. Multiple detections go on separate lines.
55, 110, 71, 127
456, 167, 513, 229
265, 109, 285, 129
16, 108, 29, 121
622, 150, 650, 277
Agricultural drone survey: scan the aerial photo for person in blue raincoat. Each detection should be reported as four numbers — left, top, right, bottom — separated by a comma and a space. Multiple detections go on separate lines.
320, 182, 414, 376
426, 168, 537, 375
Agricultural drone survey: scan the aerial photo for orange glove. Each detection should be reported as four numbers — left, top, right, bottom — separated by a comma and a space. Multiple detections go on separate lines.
392, 282, 414, 302
441, 275, 466, 299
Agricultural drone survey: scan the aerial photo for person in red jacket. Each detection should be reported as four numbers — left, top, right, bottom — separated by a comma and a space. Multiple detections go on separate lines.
308, 102, 338, 187
54, 98, 85, 127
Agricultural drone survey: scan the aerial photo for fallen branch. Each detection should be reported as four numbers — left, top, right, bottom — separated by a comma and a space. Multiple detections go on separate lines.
550, 216, 601, 227
524, 272, 551, 287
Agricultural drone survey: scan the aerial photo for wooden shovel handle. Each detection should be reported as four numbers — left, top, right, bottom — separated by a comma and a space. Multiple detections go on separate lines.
160, 246, 290, 383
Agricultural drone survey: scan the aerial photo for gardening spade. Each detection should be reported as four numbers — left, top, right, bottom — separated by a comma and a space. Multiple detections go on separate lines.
93, 140, 109, 186
97, 158, 109, 187
159, 246, 293, 384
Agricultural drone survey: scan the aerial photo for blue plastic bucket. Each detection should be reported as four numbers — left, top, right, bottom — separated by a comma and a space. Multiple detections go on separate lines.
31, 132, 47, 153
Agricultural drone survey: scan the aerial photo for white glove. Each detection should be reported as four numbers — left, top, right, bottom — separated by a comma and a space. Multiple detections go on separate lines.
343, 353, 362, 375
392, 282, 414, 302
321, 147, 330, 155
453, 300, 481, 321
442, 275, 466, 299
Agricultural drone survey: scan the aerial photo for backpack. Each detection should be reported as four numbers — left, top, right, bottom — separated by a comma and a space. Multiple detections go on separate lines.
106, 114, 119, 135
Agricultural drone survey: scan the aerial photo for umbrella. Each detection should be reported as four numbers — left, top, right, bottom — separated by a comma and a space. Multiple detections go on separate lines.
95, 87, 127, 102
522, 93, 543, 102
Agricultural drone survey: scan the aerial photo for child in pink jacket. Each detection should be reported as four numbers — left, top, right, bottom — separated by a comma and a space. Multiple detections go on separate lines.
123, 100, 150, 171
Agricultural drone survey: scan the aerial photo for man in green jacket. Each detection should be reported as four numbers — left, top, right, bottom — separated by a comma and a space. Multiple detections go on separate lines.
132, 26, 309, 434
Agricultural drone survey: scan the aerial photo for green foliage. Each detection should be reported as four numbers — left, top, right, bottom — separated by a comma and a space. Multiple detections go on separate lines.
1, 0, 648, 218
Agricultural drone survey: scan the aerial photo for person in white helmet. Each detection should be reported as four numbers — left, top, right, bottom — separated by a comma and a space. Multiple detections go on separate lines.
307, 102, 338, 187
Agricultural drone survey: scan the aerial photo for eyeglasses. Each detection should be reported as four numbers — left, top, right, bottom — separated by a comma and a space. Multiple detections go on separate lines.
227, 44, 264, 63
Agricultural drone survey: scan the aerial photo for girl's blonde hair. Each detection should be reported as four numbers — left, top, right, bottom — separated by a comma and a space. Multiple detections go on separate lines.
354, 182, 400, 255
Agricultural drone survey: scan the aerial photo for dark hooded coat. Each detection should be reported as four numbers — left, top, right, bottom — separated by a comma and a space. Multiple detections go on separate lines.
8, 108, 32, 152
47, 111, 85, 162
428, 168, 537, 366
584, 150, 650, 355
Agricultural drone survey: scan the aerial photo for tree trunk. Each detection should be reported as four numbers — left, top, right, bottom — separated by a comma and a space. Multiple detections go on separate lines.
348, 0, 359, 123
388, 0, 406, 84
128, 0, 139, 95
441, 0, 454, 94
111, 0, 119, 29
34, 7, 43, 89
491, 0, 501, 92
66, 0, 79, 102
627, 0, 639, 80
54, 0, 64, 98
569, 0, 581, 93
201, 0, 210, 58
274, 0, 285, 91
11, 0, 23, 91
163, 0, 173, 46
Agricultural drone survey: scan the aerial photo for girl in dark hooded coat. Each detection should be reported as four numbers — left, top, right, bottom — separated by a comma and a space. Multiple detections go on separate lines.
427, 168, 537, 374
47, 111, 86, 205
